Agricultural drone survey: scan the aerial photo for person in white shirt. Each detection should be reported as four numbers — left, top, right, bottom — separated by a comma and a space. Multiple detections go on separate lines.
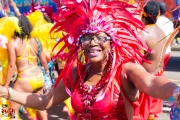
156, 1, 174, 70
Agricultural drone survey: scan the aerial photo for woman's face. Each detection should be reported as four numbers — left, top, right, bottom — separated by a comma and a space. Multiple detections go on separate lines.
81, 32, 111, 63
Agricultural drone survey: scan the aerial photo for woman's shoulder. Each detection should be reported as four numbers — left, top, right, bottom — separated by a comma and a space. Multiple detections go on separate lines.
122, 62, 144, 73
28, 37, 39, 46
29, 37, 37, 42
122, 62, 137, 68
10, 37, 21, 47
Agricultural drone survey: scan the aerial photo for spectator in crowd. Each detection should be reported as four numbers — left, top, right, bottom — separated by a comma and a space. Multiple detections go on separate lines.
139, 1, 168, 119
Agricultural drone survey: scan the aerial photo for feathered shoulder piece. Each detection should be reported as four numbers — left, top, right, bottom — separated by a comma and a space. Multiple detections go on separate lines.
26, 10, 47, 28
31, 22, 65, 57
0, 17, 21, 85
0, 17, 21, 41
0, 34, 8, 85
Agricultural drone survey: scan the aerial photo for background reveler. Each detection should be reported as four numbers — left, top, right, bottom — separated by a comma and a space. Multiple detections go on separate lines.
0, 0, 67, 119
139, 1, 167, 119
2, 15, 48, 120
156, 1, 174, 70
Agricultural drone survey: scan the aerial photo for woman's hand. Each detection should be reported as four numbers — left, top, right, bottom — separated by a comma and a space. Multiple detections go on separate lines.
172, 87, 180, 108
170, 87, 180, 119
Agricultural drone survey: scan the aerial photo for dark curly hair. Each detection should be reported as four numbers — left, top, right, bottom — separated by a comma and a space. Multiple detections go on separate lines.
14, 15, 32, 40
143, 1, 159, 24
158, 1, 167, 15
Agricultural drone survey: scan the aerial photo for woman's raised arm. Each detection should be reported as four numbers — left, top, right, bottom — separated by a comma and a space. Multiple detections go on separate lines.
123, 62, 179, 100
0, 78, 69, 110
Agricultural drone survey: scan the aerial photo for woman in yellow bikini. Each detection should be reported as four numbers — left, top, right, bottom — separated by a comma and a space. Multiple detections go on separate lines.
4, 15, 48, 120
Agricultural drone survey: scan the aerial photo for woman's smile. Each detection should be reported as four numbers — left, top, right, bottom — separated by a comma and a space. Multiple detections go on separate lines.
88, 47, 102, 57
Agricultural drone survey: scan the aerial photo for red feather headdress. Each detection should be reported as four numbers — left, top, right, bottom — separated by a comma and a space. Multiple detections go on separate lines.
52, 0, 152, 95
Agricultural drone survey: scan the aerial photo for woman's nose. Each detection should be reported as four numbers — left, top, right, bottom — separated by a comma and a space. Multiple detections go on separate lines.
89, 37, 98, 45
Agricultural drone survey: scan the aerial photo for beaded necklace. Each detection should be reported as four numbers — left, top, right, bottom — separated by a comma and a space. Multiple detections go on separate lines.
77, 61, 112, 119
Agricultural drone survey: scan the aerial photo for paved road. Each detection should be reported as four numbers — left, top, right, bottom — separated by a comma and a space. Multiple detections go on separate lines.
20, 51, 180, 120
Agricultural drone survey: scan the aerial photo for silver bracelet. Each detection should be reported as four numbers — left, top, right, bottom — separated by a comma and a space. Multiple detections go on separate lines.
7, 87, 14, 101
173, 87, 180, 100
14, 8, 19, 12
45, 70, 50, 76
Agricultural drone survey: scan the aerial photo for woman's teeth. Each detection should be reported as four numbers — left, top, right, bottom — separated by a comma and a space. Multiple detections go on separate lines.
89, 50, 101, 53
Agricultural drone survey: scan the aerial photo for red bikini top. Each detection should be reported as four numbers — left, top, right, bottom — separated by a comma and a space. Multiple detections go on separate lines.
71, 82, 128, 120
70, 65, 143, 120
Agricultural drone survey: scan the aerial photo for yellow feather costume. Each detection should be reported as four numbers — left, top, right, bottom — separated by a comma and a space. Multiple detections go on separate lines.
0, 17, 21, 40
27, 11, 67, 57
31, 22, 65, 57
0, 17, 21, 85
0, 12, 71, 119
26, 11, 70, 119
27, 11, 73, 117
0, 17, 21, 120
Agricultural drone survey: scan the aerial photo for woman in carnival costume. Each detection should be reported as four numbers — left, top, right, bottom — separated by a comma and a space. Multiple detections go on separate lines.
0, 0, 180, 120
25, 1, 74, 117
0, 17, 20, 120
26, 10, 69, 120
139, 1, 168, 119
8, 0, 66, 119
0, 15, 48, 120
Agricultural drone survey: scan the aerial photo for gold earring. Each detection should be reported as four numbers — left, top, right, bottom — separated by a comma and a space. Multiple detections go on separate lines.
78, 50, 85, 63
